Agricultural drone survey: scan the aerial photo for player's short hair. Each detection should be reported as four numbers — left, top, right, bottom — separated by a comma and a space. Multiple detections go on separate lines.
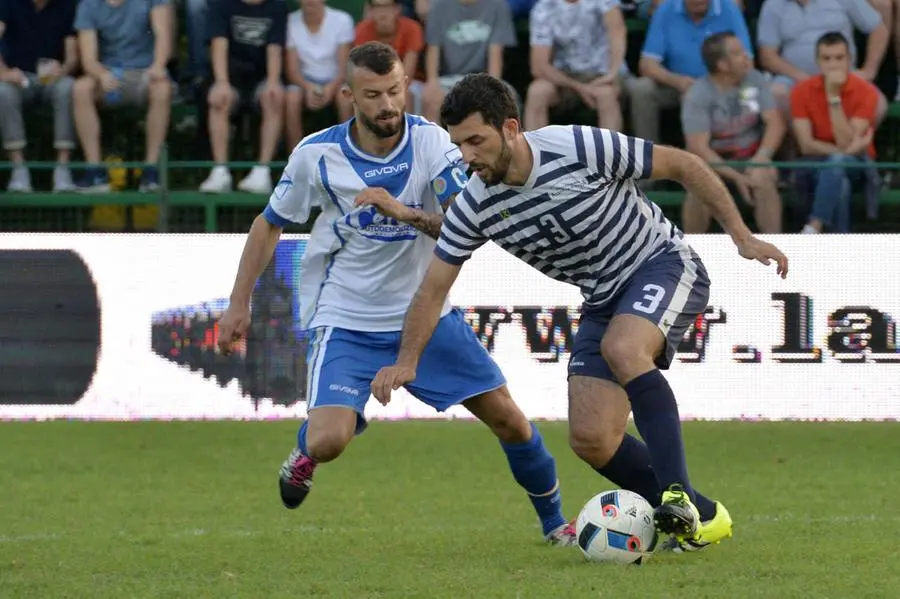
816, 31, 849, 53
347, 41, 401, 77
701, 31, 735, 74
440, 73, 519, 131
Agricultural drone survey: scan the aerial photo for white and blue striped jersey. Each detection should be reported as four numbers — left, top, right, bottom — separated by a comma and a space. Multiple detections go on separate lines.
264, 115, 468, 331
435, 125, 689, 307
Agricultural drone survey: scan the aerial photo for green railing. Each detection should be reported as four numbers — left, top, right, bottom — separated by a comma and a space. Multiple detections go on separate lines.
3, 145, 900, 232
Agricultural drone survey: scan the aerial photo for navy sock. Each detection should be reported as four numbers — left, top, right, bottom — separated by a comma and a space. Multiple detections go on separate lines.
297, 420, 309, 455
596, 433, 717, 521
501, 422, 567, 536
624, 369, 696, 501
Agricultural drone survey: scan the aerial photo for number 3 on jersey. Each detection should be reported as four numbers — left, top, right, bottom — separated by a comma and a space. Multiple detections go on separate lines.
539, 214, 574, 244
632, 284, 666, 314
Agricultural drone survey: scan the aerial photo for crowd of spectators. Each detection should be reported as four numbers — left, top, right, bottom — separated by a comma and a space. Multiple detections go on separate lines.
0, 0, 895, 233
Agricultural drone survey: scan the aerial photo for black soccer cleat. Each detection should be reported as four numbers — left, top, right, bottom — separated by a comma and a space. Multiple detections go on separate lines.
279, 448, 316, 509
653, 484, 701, 540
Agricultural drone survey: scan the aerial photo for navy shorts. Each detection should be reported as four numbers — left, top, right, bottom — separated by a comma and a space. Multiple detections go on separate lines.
305, 309, 506, 434
568, 250, 710, 382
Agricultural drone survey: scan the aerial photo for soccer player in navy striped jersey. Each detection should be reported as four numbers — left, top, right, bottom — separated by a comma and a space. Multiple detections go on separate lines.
373, 73, 789, 551
217, 44, 577, 546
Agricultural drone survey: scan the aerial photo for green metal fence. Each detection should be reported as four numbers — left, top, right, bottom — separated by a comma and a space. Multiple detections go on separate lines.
3, 147, 900, 233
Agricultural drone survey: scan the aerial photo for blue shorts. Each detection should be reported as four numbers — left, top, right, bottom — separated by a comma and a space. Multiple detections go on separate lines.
568, 250, 710, 382
305, 309, 506, 433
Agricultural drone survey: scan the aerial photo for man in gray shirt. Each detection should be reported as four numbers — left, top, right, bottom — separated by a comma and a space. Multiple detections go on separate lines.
72, 0, 174, 193
421, 0, 517, 122
757, 0, 888, 114
681, 32, 785, 233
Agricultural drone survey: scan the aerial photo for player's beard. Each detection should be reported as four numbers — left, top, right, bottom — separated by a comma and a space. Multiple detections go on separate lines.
477, 137, 513, 185
358, 109, 404, 139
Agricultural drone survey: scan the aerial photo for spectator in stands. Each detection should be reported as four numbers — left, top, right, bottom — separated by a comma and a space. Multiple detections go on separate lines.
72, 0, 174, 193
0, 0, 78, 192
626, 0, 753, 144
284, 0, 355, 147
523, 0, 627, 131
198, 0, 287, 194
757, 0, 888, 118
422, 0, 518, 123
791, 32, 881, 234
680, 32, 785, 233
347, 0, 425, 116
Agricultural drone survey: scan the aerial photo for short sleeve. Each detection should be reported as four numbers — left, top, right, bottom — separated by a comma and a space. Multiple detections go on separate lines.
336, 11, 355, 44
578, 126, 654, 180
640, 2, 667, 61
680, 83, 712, 135
263, 148, 322, 226
267, 1, 288, 46
844, 0, 882, 34
73, 0, 96, 32
790, 81, 811, 120
434, 189, 489, 265
529, 0, 554, 47
851, 80, 879, 122
489, 0, 517, 46
207, 0, 230, 41
752, 71, 777, 112
424, 3, 444, 46
150, 0, 169, 8
419, 125, 469, 208
756, 0, 782, 50
405, 19, 425, 53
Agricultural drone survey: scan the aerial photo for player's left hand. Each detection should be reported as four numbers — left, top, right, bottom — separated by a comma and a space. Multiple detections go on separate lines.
736, 236, 789, 279
354, 188, 413, 222
372, 365, 417, 405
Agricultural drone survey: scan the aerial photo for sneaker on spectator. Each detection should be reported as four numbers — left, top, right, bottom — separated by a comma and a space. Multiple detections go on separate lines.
237, 165, 273, 194
53, 165, 76, 193
7, 166, 32, 192
139, 166, 160, 193
76, 167, 111, 193
199, 166, 233, 193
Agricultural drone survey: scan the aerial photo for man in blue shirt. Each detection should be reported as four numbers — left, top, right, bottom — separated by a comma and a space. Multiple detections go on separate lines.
625, 0, 753, 144
71, 0, 174, 193
0, 0, 79, 192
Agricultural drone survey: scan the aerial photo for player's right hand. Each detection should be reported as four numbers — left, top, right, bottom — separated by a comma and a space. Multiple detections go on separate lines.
217, 304, 250, 356
371, 365, 417, 406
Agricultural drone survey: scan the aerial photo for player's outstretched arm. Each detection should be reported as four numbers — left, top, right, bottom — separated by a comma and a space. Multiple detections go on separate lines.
218, 215, 283, 354
372, 256, 463, 404
650, 144, 789, 279
355, 188, 453, 240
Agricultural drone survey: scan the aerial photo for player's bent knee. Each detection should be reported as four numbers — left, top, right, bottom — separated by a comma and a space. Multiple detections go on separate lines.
464, 387, 531, 444
568, 424, 622, 467
600, 336, 652, 383
305, 407, 357, 462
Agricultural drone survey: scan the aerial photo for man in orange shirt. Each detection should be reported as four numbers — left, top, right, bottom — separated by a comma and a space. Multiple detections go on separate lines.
338, 0, 426, 116
790, 31, 880, 233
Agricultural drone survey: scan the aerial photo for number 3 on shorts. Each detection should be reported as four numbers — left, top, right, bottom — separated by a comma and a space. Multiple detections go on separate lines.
632, 283, 666, 314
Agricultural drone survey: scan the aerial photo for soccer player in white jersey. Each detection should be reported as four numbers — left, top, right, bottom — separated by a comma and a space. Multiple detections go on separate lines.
374, 73, 790, 552
216, 43, 577, 546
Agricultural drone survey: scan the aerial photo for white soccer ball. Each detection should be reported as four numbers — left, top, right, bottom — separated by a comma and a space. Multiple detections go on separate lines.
575, 489, 658, 564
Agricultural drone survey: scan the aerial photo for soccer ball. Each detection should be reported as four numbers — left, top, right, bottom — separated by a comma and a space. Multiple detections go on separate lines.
575, 489, 658, 564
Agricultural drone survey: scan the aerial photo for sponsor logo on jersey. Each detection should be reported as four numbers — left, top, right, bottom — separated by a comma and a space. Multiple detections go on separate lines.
364, 163, 410, 178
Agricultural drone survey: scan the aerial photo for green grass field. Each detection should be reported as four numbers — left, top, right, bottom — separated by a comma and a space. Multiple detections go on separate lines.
1, 420, 899, 598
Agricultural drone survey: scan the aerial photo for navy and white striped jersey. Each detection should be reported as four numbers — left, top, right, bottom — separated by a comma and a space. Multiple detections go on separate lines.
434, 125, 689, 307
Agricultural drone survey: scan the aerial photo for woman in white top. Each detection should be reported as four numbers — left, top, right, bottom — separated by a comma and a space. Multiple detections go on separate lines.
285, 0, 356, 146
